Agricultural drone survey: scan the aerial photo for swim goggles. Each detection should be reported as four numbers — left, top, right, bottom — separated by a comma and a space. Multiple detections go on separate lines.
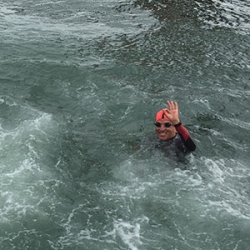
154, 122, 172, 128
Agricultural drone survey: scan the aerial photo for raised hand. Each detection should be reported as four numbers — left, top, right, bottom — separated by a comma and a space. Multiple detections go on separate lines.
163, 101, 180, 125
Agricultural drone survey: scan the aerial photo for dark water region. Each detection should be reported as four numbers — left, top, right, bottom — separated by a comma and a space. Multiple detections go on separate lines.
0, 0, 250, 249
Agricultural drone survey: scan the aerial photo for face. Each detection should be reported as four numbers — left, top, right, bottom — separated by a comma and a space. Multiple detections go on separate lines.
155, 119, 176, 141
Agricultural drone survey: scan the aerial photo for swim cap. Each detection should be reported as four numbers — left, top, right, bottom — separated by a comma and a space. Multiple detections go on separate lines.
155, 110, 170, 122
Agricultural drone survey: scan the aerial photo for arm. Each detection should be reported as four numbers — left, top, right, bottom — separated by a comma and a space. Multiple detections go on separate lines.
174, 122, 196, 152
163, 101, 196, 152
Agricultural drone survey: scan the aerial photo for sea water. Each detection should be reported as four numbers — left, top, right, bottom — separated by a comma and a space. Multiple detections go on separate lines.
0, 0, 250, 249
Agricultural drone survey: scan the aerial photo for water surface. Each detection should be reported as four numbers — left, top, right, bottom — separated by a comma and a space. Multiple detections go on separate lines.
0, 0, 250, 249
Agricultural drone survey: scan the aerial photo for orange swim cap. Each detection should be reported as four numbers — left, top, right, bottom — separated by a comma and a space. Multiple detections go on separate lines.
155, 110, 170, 122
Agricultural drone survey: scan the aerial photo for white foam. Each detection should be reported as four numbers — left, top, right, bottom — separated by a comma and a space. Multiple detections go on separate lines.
110, 217, 149, 250
199, 157, 250, 221
0, 98, 59, 225
204, 158, 226, 184
208, 200, 250, 220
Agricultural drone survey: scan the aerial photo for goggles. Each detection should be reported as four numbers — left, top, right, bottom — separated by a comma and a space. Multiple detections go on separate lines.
154, 122, 172, 128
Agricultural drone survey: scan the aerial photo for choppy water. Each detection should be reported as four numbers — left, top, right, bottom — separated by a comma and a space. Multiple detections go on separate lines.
0, 0, 250, 249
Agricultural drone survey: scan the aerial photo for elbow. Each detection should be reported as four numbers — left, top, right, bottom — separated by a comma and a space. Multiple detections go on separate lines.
184, 137, 196, 152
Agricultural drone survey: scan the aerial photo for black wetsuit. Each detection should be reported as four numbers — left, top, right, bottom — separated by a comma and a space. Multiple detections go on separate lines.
140, 123, 196, 159
170, 122, 196, 153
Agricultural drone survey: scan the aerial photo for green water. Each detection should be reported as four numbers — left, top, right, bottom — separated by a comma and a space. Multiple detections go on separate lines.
0, 0, 250, 249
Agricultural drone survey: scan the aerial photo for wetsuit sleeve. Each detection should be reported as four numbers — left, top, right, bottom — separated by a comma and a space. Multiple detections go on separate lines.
174, 123, 196, 152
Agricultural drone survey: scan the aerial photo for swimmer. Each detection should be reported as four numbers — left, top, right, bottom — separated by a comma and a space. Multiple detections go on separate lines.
154, 100, 196, 152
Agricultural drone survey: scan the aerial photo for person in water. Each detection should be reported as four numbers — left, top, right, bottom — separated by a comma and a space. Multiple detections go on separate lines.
154, 100, 196, 153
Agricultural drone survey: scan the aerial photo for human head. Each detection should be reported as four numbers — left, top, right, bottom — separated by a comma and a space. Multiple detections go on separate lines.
155, 110, 176, 141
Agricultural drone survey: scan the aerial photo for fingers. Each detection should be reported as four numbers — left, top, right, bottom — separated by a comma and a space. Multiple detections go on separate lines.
162, 108, 170, 116
162, 108, 170, 113
167, 100, 178, 110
